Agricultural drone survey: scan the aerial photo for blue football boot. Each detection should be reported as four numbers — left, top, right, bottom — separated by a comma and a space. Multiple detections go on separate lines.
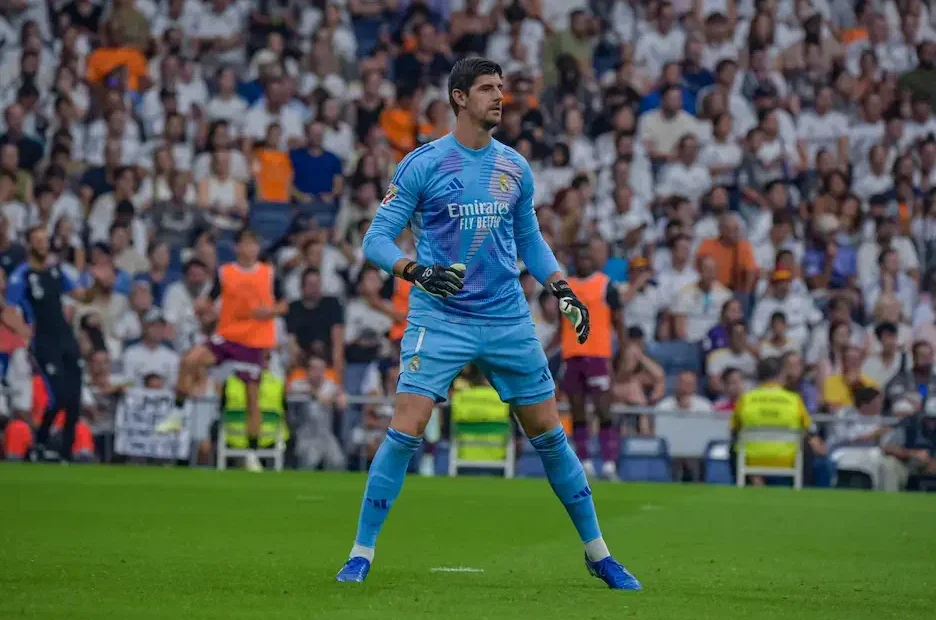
585, 554, 642, 590
336, 557, 371, 583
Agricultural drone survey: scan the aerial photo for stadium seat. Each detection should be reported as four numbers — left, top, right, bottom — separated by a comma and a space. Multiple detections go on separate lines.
618, 437, 672, 482
648, 342, 702, 393
516, 438, 546, 478
703, 440, 733, 485
249, 202, 294, 248
735, 429, 803, 490
297, 201, 338, 230
217, 410, 286, 472
448, 389, 515, 478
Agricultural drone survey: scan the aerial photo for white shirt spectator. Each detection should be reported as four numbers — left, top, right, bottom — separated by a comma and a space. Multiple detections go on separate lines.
856, 237, 920, 287
707, 348, 757, 383
672, 281, 733, 342
655, 161, 712, 205
698, 139, 742, 186
750, 291, 823, 347
634, 27, 686, 80
655, 393, 714, 414
637, 109, 699, 157
242, 101, 305, 149
657, 264, 698, 308
122, 342, 180, 389
797, 110, 849, 165
848, 121, 885, 170
621, 282, 664, 342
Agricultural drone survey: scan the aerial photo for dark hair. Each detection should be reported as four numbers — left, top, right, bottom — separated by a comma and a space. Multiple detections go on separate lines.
25, 225, 44, 244
757, 356, 783, 382
235, 227, 259, 244
770, 311, 787, 324
448, 57, 502, 115
875, 322, 898, 340
878, 247, 897, 265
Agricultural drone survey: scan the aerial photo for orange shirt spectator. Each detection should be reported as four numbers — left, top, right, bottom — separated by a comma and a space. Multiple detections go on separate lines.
253, 147, 293, 203
85, 46, 148, 91
696, 216, 758, 291
380, 100, 418, 163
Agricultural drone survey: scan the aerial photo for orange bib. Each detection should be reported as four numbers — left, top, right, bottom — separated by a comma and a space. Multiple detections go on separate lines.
561, 273, 613, 360
216, 263, 276, 349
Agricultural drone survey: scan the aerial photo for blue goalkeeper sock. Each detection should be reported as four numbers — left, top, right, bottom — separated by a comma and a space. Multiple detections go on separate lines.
530, 425, 608, 560
352, 428, 422, 557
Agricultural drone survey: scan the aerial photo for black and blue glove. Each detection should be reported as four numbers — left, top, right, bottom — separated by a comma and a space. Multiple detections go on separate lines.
550, 280, 590, 344
402, 262, 466, 299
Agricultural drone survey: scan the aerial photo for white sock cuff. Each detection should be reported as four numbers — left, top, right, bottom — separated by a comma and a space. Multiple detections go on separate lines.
350, 543, 375, 562
584, 537, 610, 562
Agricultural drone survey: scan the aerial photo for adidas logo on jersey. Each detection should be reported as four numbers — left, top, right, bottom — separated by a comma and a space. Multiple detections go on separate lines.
444, 178, 466, 192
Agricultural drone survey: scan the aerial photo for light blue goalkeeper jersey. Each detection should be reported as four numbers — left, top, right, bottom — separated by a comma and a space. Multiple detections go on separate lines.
362, 134, 560, 325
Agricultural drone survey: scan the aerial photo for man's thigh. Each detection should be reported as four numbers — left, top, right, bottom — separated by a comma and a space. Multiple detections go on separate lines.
397, 320, 478, 403
476, 321, 554, 406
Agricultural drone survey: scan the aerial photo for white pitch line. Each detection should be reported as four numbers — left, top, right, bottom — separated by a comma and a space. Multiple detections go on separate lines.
430, 567, 485, 573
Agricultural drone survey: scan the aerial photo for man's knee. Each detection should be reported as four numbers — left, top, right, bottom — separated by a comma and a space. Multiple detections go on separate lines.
390, 392, 436, 437
515, 396, 561, 438
184, 346, 214, 367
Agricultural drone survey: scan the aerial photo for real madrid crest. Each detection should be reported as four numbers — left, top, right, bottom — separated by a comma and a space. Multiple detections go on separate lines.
409, 355, 420, 372
498, 173, 509, 192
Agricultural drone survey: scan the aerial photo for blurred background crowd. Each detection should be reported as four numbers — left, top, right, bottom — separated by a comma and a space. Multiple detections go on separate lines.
0, 0, 935, 487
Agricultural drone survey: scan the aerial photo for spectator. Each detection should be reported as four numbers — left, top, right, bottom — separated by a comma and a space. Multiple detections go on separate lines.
655, 134, 712, 206
619, 257, 663, 342
288, 354, 347, 470
291, 120, 344, 205
707, 321, 757, 396
285, 267, 345, 378
881, 397, 936, 490
863, 322, 908, 387
148, 171, 209, 249
162, 258, 211, 345
672, 255, 733, 343
750, 269, 822, 348
695, 213, 758, 293
637, 85, 700, 162
822, 344, 878, 412
110, 223, 148, 275
759, 312, 800, 359
714, 367, 746, 414
196, 151, 248, 232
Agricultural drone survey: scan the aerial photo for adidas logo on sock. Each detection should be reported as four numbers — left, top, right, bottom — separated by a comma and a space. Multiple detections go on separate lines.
366, 498, 389, 510
573, 486, 593, 500
444, 178, 465, 192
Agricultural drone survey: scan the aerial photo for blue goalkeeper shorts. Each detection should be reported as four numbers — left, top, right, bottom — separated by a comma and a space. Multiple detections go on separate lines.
397, 318, 554, 405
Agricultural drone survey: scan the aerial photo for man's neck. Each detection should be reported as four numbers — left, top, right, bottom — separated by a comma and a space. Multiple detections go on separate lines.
302, 295, 321, 307
881, 350, 897, 364
453, 116, 492, 150
676, 394, 691, 408
142, 339, 159, 349
28, 256, 45, 270
307, 146, 324, 156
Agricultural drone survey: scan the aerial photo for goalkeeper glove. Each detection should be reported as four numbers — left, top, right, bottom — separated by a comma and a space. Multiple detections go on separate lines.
550, 280, 590, 344
402, 261, 466, 299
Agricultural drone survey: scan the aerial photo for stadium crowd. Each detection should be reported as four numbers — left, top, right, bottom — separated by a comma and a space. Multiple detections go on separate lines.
0, 0, 935, 488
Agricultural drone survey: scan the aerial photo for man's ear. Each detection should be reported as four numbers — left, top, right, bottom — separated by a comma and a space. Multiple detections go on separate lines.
452, 89, 467, 109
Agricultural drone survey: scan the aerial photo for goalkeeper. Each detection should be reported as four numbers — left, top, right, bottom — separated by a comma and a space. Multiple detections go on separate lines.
335, 57, 640, 591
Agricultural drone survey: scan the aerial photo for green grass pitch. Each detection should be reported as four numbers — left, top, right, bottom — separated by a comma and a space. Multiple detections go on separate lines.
1, 465, 934, 620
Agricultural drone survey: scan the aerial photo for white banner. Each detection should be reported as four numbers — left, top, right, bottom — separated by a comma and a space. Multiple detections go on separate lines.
114, 388, 191, 460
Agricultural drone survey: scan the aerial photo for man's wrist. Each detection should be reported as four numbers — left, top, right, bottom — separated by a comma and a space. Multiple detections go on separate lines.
401, 261, 421, 282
